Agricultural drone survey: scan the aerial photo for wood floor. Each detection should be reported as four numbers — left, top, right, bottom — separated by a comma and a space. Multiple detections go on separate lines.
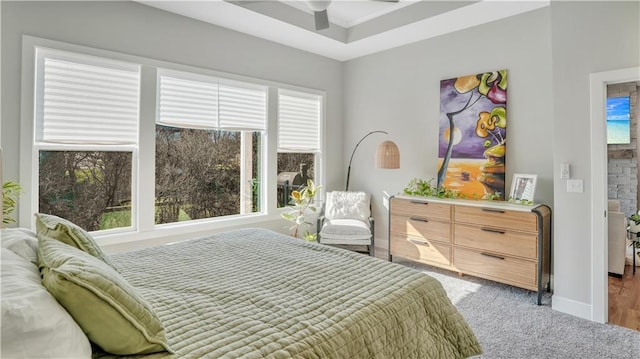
608, 265, 640, 331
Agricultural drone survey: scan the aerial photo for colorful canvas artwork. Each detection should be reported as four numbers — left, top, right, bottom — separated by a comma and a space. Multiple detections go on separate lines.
437, 70, 508, 200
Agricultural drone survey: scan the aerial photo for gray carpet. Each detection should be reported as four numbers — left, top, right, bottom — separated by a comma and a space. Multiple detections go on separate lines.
397, 259, 640, 359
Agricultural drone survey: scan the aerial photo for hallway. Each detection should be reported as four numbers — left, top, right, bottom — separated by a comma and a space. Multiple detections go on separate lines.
609, 265, 640, 331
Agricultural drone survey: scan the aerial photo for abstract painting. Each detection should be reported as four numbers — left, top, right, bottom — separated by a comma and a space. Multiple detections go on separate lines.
437, 70, 507, 200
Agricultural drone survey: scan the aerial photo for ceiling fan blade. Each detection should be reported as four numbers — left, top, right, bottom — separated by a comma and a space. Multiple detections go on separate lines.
370, 0, 399, 2
314, 9, 329, 30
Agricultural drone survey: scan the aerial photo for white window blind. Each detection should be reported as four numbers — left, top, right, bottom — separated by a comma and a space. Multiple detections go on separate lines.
219, 81, 267, 131
278, 89, 321, 152
157, 74, 218, 129
36, 48, 140, 145
157, 71, 266, 131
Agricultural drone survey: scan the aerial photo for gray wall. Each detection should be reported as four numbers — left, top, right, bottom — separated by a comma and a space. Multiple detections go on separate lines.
343, 7, 554, 250
550, 1, 640, 309
343, 1, 640, 317
0, 0, 344, 195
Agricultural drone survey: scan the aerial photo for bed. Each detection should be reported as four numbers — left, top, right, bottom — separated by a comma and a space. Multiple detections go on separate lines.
2, 222, 482, 359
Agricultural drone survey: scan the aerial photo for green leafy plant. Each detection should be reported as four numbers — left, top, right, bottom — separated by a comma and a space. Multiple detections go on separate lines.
629, 212, 640, 225
403, 178, 459, 199
484, 193, 503, 201
281, 179, 321, 241
508, 196, 534, 206
403, 177, 508, 202
2, 181, 22, 225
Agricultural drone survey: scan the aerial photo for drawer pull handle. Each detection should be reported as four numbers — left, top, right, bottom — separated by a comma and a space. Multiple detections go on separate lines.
410, 200, 428, 205
480, 252, 505, 260
409, 239, 430, 247
409, 217, 429, 223
481, 208, 505, 213
481, 227, 505, 234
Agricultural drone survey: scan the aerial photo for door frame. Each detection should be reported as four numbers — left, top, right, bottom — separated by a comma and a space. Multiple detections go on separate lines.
590, 67, 640, 323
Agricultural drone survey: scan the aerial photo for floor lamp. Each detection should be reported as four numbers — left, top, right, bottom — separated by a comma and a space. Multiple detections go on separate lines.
345, 131, 400, 191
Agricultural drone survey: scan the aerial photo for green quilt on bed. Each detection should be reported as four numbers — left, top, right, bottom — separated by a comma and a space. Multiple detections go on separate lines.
98, 229, 481, 358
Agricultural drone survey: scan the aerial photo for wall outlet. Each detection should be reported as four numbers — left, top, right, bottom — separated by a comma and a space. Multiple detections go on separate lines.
567, 179, 583, 193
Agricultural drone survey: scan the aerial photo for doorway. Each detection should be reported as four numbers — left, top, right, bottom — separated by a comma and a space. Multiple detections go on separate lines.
606, 81, 640, 331
590, 67, 640, 325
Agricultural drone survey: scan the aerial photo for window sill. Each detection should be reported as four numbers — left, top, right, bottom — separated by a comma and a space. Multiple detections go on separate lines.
97, 212, 290, 253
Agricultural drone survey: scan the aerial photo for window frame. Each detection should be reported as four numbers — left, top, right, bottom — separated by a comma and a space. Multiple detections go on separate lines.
154, 69, 268, 224
20, 35, 326, 246
28, 46, 142, 235
276, 89, 324, 207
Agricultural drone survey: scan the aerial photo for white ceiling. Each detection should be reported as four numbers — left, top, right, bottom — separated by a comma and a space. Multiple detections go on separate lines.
280, 0, 420, 28
139, 0, 550, 61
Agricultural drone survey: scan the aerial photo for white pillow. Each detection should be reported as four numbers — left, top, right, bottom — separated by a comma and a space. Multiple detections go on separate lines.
1, 248, 92, 358
1, 228, 39, 264
324, 191, 371, 222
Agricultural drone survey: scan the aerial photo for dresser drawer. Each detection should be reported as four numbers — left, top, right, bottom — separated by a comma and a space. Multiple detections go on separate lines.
453, 247, 537, 290
391, 198, 452, 221
454, 224, 537, 259
391, 234, 451, 267
391, 214, 451, 243
454, 205, 537, 232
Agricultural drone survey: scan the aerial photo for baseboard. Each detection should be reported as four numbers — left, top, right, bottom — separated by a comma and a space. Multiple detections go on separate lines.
552, 295, 592, 321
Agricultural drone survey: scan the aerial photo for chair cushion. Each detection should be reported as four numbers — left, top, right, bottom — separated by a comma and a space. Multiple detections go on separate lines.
324, 191, 370, 222
320, 218, 372, 240
608, 199, 621, 212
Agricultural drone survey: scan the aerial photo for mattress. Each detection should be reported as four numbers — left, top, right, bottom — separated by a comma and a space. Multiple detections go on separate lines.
97, 228, 481, 358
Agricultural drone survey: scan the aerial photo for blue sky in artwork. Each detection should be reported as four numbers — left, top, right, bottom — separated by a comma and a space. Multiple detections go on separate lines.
607, 96, 630, 121
607, 96, 630, 144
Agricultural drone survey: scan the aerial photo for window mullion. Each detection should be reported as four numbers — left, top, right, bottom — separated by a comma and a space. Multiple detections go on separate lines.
138, 66, 157, 232
266, 87, 279, 214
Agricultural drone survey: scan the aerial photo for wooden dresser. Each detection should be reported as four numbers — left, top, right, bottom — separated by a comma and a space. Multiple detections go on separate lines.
388, 195, 551, 304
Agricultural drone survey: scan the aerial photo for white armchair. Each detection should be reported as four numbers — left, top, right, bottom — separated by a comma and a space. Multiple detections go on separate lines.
608, 200, 627, 276
317, 191, 374, 256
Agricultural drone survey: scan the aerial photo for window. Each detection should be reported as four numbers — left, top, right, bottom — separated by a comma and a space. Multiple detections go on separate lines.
155, 71, 266, 224
34, 48, 140, 232
277, 90, 322, 207
607, 96, 631, 144
25, 38, 324, 240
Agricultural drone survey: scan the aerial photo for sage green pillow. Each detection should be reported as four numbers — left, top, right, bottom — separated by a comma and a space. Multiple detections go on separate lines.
35, 213, 116, 269
38, 235, 172, 355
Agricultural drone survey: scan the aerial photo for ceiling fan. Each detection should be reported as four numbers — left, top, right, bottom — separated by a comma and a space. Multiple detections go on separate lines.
306, 0, 399, 31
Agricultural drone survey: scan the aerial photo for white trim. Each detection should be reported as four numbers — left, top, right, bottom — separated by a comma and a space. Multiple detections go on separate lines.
589, 66, 640, 324
138, 66, 158, 233
99, 211, 284, 247
551, 295, 592, 321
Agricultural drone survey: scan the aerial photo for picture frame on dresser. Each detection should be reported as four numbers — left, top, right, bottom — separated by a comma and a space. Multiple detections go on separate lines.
509, 173, 537, 202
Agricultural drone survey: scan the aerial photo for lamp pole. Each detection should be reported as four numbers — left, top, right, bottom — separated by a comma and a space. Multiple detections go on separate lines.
345, 130, 388, 191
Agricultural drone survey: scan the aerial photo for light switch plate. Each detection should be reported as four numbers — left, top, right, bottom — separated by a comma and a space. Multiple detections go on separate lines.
560, 163, 571, 179
567, 179, 583, 193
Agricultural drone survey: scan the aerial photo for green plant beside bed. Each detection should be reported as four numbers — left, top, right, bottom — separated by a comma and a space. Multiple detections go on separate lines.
2, 181, 21, 225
